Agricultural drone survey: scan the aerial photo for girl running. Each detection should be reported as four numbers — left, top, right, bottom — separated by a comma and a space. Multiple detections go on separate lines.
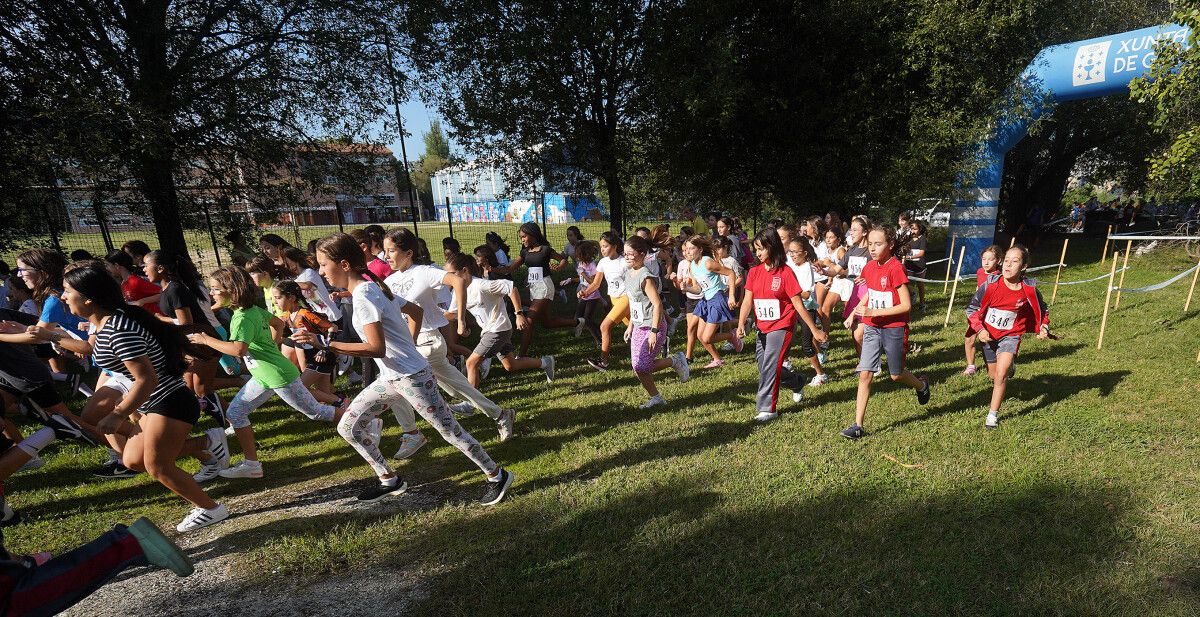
786, 237, 827, 386
485, 232, 512, 267
259, 234, 292, 267
384, 228, 516, 449
622, 236, 689, 408
444, 253, 552, 392
246, 256, 286, 318
963, 245, 1002, 375
493, 222, 576, 357
186, 267, 347, 479
671, 235, 742, 368
736, 230, 828, 422
581, 231, 630, 371
352, 229, 394, 280
143, 250, 223, 421
281, 247, 342, 322
820, 215, 871, 353
964, 245, 1052, 428
294, 233, 514, 505
559, 240, 603, 343
104, 251, 162, 315
675, 236, 705, 365
53, 261, 230, 531
903, 219, 929, 311
840, 225, 931, 440
273, 281, 342, 401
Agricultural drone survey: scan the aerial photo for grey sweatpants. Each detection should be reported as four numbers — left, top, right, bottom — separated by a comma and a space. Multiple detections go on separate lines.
755, 328, 804, 413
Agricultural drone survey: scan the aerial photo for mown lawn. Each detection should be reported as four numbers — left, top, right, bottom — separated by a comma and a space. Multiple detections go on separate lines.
8, 237, 1200, 615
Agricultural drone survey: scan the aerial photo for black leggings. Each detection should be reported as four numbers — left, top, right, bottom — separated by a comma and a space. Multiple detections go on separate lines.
575, 298, 603, 342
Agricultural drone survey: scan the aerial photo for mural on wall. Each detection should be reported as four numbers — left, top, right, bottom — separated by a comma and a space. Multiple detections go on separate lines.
437, 194, 608, 224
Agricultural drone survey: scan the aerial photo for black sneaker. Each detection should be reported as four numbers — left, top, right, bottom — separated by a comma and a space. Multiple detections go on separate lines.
93, 463, 139, 479
840, 424, 865, 440
479, 469, 514, 506
916, 377, 931, 406
46, 414, 100, 446
586, 357, 609, 372
357, 478, 407, 503
202, 393, 226, 425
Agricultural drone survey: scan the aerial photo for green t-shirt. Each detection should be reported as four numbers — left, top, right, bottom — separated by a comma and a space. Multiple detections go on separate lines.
229, 305, 299, 389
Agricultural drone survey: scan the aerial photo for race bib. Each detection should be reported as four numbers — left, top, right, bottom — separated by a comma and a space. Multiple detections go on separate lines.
847, 256, 868, 277
985, 308, 1017, 330
629, 301, 649, 323
698, 276, 714, 291
753, 298, 781, 321
526, 267, 544, 286
867, 289, 894, 310
242, 355, 259, 369
609, 277, 625, 296
721, 274, 731, 287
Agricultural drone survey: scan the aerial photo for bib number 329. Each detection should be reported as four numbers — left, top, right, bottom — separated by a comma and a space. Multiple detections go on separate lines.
753, 299, 780, 321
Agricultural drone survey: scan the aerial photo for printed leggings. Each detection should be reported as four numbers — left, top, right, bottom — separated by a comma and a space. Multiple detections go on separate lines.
340, 366, 497, 478
225, 377, 336, 429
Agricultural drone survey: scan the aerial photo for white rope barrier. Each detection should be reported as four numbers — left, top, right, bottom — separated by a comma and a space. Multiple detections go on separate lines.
1110, 263, 1200, 293
1106, 233, 1200, 241
1055, 267, 1129, 286
908, 262, 1065, 284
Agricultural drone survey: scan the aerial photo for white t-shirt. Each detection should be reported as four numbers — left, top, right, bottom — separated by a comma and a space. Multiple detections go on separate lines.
646, 250, 663, 278
678, 260, 702, 300
351, 282, 427, 379
789, 260, 816, 293
466, 278, 515, 333
597, 256, 629, 298
384, 264, 451, 332
720, 256, 742, 288
196, 285, 224, 331
296, 268, 342, 321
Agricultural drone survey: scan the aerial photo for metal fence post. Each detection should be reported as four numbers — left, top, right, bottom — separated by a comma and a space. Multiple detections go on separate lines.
540, 191, 547, 232
202, 199, 222, 267
445, 196, 454, 241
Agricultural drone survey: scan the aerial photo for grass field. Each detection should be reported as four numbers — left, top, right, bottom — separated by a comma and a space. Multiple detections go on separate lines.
7, 236, 1200, 615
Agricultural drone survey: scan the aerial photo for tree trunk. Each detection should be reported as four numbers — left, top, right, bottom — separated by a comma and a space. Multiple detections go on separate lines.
134, 152, 188, 251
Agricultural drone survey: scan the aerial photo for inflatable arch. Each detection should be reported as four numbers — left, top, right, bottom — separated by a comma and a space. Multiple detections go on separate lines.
950, 23, 1192, 269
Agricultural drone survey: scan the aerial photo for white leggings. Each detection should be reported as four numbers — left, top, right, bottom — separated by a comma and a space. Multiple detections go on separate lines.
390, 329, 502, 431
340, 366, 497, 478
226, 377, 337, 429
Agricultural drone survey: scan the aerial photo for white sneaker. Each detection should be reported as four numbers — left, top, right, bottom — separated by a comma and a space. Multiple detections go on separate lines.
194, 428, 230, 483
366, 418, 383, 447
792, 389, 804, 403
808, 374, 828, 386
874, 368, 884, 377
782, 360, 793, 372
393, 432, 428, 459
721, 341, 734, 352
542, 355, 555, 382
672, 351, 690, 383
985, 411, 999, 429
224, 425, 236, 437
480, 357, 492, 381
218, 460, 264, 479
667, 315, 682, 337
337, 354, 354, 376
639, 395, 666, 409
754, 411, 779, 422
449, 401, 476, 417
17, 455, 44, 473
497, 408, 516, 442
175, 503, 229, 533
574, 317, 585, 338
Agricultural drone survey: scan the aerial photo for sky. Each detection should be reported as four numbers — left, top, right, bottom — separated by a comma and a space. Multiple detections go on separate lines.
382, 97, 437, 163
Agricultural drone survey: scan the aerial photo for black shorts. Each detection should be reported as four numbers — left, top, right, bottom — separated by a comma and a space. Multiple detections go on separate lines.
140, 385, 201, 425
0, 380, 63, 412
282, 339, 336, 374
685, 297, 701, 314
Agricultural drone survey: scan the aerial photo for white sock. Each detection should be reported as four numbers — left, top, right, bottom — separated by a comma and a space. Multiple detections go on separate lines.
16, 427, 56, 457
380, 476, 399, 487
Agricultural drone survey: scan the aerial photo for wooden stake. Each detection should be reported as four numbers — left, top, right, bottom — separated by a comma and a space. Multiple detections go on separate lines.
1097, 250, 1120, 350
1051, 237, 1069, 305
1113, 240, 1133, 309
1009, 236, 1016, 248
943, 245, 967, 329
943, 234, 957, 293
1184, 251, 1200, 312
1100, 225, 1112, 264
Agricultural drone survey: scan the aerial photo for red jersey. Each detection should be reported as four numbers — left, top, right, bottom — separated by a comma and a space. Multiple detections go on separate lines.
745, 263, 801, 333
861, 257, 909, 328
976, 267, 1000, 287
122, 276, 163, 315
966, 275, 1049, 339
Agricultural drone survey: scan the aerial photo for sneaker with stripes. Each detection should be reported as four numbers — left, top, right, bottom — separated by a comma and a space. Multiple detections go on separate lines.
175, 503, 229, 533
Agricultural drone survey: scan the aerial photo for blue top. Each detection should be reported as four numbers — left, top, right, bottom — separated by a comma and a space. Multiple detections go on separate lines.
690, 256, 726, 301
40, 293, 86, 333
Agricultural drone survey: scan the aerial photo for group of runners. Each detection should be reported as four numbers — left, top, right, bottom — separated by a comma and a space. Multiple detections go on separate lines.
0, 213, 1055, 614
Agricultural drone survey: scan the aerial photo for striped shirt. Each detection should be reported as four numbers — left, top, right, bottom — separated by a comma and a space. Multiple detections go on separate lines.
92, 312, 188, 410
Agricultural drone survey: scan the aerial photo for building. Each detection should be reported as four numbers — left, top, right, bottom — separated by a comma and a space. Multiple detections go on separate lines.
431, 159, 607, 224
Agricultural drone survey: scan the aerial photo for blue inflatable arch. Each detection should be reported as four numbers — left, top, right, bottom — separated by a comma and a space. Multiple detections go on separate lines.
950, 23, 1192, 270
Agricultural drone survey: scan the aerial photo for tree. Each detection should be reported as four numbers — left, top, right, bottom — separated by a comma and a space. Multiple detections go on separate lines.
423, 120, 452, 160
0, 0, 398, 251
410, 0, 650, 233
1131, 3, 1200, 200
411, 120, 453, 210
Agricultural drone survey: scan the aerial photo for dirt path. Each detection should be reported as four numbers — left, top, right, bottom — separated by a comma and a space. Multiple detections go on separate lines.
63, 477, 438, 616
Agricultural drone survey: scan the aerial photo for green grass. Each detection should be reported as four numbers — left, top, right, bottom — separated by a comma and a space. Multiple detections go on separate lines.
8, 236, 1200, 615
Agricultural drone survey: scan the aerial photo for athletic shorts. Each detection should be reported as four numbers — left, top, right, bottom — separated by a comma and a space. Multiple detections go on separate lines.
99, 372, 134, 396
855, 325, 909, 376
140, 386, 201, 425
684, 296, 701, 314
474, 329, 515, 360
605, 295, 631, 325
981, 334, 1021, 364
0, 377, 62, 411
283, 339, 337, 375
529, 278, 555, 301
